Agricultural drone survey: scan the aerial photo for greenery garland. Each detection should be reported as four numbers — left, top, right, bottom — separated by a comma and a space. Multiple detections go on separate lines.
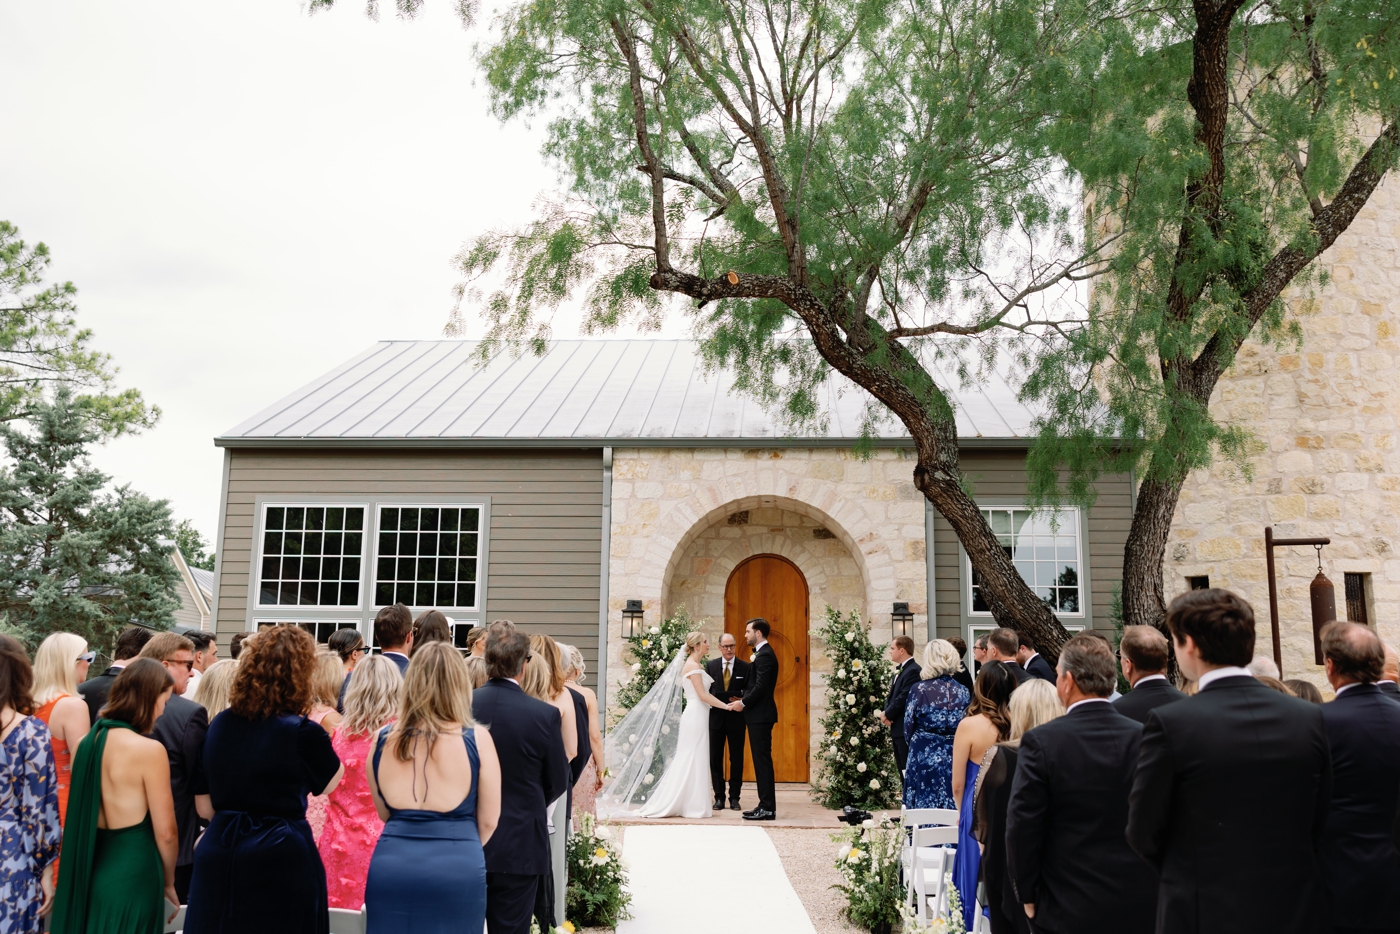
612, 605, 701, 714
813, 606, 900, 809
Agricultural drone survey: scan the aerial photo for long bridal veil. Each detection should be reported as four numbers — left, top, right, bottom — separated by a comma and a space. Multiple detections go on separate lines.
596, 647, 689, 818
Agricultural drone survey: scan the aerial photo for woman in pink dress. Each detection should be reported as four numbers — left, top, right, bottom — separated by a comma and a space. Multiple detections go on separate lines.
306, 651, 345, 841
317, 655, 402, 910
563, 645, 603, 818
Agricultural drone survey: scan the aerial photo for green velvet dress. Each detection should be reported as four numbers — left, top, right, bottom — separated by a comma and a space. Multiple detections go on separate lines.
50, 720, 165, 934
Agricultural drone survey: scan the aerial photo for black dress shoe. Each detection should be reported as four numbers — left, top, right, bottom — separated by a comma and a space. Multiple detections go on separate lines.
742, 807, 776, 821
729, 800, 742, 811
713, 798, 725, 810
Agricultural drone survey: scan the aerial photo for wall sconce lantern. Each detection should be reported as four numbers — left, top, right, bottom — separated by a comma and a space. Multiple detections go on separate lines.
892, 602, 914, 639
622, 599, 645, 639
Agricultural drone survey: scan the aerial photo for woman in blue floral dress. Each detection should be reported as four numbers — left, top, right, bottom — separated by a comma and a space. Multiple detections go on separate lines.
901, 640, 969, 809
0, 634, 62, 934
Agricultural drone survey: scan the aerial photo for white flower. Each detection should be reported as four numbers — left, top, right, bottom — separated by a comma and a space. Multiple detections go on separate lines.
857, 762, 868, 773
629, 734, 638, 743
643, 774, 654, 785
862, 818, 875, 829
650, 702, 659, 711
869, 779, 881, 790
849, 736, 860, 747
649, 626, 660, 634
837, 843, 852, 860
845, 693, 856, 705
653, 659, 665, 670
836, 668, 846, 678
845, 632, 855, 642
631, 662, 641, 672
640, 639, 650, 648
661, 725, 671, 735
869, 695, 878, 703
852, 659, 863, 670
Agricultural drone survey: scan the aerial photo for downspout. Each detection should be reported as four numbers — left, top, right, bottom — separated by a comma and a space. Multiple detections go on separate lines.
596, 446, 614, 722
211, 449, 232, 642
924, 498, 937, 642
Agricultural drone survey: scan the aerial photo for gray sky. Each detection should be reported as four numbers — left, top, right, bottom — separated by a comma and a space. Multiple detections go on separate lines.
0, 0, 677, 546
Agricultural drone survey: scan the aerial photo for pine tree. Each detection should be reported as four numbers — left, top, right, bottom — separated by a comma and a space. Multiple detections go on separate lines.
814, 607, 900, 810
0, 389, 179, 650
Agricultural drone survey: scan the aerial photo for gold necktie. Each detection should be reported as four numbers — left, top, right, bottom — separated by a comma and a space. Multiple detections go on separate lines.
723, 662, 731, 691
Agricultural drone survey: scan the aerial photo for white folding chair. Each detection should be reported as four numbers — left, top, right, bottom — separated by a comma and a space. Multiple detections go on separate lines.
900, 808, 959, 911
328, 907, 367, 934
163, 905, 186, 934
972, 906, 994, 933
910, 826, 959, 924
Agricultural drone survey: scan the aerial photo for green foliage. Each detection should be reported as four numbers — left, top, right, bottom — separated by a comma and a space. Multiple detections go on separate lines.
832, 822, 905, 932
612, 605, 699, 714
0, 222, 156, 437
0, 389, 179, 651
175, 519, 215, 571
813, 607, 900, 810
564, 812, 632, 929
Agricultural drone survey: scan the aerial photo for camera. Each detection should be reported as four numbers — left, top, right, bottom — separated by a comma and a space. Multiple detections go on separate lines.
837, 805, 873, 826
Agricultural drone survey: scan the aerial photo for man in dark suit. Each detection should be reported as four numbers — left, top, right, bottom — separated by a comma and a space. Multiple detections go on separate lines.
706, 632, 750, 810
1378, 642, 1400, 700
730, 617, 778, 820
472, 621, 569, 934
1114, 625, 1187, 724
374, 603, 414, 674
140, 631, 211, 903
946, 636, 975, 694
1016, 632, 1057, 683
1128, 589, 1331, 934
1006, 633, 1156, 934
880, 635, 921, 771
1316, 621, 1400, 933
987, 627, 1031, 684
78, 626, 153, 724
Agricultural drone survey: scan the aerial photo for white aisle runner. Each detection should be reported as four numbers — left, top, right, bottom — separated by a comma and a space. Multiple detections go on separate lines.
617, 825, 818, 934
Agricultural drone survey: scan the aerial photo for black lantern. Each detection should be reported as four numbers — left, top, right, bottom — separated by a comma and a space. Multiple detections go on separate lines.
622, 599, 645, 639
892, 602, 914, 639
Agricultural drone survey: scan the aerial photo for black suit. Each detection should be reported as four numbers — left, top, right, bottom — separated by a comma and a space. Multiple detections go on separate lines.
1127, 675, 1331, 934
998, 660, 1032, 685
951, 665, 975, 696
150, 693, 209, 903
1006, 701, 1156, 934
1377, 680, 1400, 701
1023, 653, 1057, 683
883, 659, 922, 771
472, 678, 570, 934
1113, 677, 1186, 725
741, 643, 779, 811
77, 664, 127, 724
706, 656, 749, 803
1318, 683, 1400, 930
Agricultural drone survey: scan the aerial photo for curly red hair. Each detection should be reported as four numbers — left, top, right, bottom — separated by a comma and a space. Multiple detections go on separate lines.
229, 625, 317, 720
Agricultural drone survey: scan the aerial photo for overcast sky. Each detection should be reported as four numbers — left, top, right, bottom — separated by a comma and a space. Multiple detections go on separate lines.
0, 0, 684, 547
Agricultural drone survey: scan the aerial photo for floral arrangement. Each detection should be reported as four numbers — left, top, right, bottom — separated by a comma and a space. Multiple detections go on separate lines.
563, 812, 632, 928
832, 821, 905, 934
813, 606, 900, 809
612, 605, 700, 714
899, 882, 967, 934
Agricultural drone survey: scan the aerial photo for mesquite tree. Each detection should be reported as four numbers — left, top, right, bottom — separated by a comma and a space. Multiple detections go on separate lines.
1021, 0, 1400, 632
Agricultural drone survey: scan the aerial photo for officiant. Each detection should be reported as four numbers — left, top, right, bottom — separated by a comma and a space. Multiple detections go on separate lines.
707, 633, 750, 810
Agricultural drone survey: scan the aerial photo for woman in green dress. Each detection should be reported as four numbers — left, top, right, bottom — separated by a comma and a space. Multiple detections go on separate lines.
51, 659, 180, 934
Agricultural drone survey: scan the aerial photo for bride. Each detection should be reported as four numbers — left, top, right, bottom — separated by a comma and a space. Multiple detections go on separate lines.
597, 631, 733, 819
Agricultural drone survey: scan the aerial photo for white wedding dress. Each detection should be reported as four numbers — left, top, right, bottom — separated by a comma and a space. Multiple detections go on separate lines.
636, 668, 714, 818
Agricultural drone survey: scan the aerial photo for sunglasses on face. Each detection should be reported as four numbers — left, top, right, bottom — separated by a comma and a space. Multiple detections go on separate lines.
77, 652, 96, 663
168, 659, 194, 671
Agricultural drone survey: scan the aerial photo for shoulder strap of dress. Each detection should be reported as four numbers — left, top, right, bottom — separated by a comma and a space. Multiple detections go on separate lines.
371, 725, 390, 785
462, 727, 480, 782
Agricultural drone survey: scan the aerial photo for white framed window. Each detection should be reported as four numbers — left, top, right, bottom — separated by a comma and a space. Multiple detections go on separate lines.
968, 507, 1083, 617
257, 505, 367, 608
372, 505, 483, 610
255, 619, 363, 646
965, 621, 1086, 671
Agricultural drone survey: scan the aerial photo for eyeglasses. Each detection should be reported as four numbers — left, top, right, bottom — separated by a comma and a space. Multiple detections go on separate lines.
77, 652, 95, 663
168, 659, 195, 671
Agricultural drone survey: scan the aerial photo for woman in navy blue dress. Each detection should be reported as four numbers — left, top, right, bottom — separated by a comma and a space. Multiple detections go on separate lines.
901, 640, 969, 809
185, 627, 343, 934
950, 661, 1014, 930
365, 642, 500, 934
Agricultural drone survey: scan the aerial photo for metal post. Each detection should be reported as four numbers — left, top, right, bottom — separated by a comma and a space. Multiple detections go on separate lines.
1263, 526, 1331, 677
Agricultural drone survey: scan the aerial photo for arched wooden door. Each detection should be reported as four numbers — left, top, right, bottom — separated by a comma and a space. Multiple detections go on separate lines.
724, 555, 810, 783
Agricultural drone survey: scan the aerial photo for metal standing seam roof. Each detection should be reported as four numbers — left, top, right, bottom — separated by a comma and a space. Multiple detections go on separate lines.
216, 340, 1038, 446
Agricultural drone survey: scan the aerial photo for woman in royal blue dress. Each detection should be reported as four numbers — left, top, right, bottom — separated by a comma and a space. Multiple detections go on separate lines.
950, 660, 1015, 929
365, 641, 501, 934
185, 626, 343, 934
902, 640, 970, 809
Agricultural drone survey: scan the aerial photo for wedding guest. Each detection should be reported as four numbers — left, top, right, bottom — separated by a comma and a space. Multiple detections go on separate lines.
191, 659, 237, 717
374, 604, 414, 675
184, 625, 343, 934
973, 635, 989, 674
78, 627, 152, 725
319, 655, 402, 911
557, 643, 593, 819
1315, 621, 1400, 932
1007, 634, 1156, 934
946, 636, 975, 694
1128, 589, 1331, 934
365, 642, 500, 932
985, 629, 1031, 684
307, 652, 346, 842
705, 632, 748, 810
1376, 643, 1399, 700
0, 635, 61, 934
902, 639, 969, 809
465, 655, 489, 689
33, 633, 92, 882
411, 610, 453, 656
467, 626, 487, 657
51, 659, 176, 934
1284, 679, 1324, 703
950, 660, 1015, 929
881, 635, 922, 771
563, 645, 603, 818
183, 631, 217, 696
228, 631, 250, 660
1016, 633, 1056, 683
523, 635, 579, 763
1113, 625, 1186, 724
327, 628, 365, 713
472, 622, 568, 934
974, 679, 1062, 934
1247, 654, 1281, 679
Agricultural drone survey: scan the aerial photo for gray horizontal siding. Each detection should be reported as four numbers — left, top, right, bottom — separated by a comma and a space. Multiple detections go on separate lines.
216, 448, 604, 671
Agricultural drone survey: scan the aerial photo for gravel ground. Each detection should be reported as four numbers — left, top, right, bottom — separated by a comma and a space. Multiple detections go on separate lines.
766, 827, 861, 934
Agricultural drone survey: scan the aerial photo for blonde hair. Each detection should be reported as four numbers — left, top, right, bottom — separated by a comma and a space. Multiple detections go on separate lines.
522, 634, 567, 701
1006, 679, 1063, 744
311, 651, 345, 710
562, 644, 585, 683
464, 655, 489, 689
341, 655, 403, 737
920, 639, 962, 680
34, 633, 87, 706
390, 641, 475, 762
685, 631, 705, 653
192, 659, 238, 717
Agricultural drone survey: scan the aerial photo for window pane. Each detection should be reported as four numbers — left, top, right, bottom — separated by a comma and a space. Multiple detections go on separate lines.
286, 507, 305, 530
420, 508, 439, 532
282, 557, 301, 580
342, 557, 360, 581
326, 508, 344, 532
396, 583, 414, 605
304, 532, 323, 555
441, 509, 460, 532
264, 531, 282, 556
375, 582, 394, 606
346, 508, 364, 532
440, 534, 458, 557
283, 532, 303, 556
436, 583, 455, 606
265, 507, 285, 531
419, 534, 438, 557
341, 583, 360, 605
344, 532, 362, 555
464, 509, 479, 532
457, 584, 476, 607
460, 536, 478, 558
306, 508, 326, 532
261, 556, 279, 578
302, 557, 322, 581
398, 534, 418, 557
415, 582, 433, 606
401, 509, 419, 532
279, 581, 299, 604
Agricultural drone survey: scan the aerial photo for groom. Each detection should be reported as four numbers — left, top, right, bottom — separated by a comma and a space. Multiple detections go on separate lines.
729, 618, 779, 821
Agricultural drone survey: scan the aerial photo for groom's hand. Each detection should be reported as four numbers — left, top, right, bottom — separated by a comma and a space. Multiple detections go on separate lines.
729, 700, 744, 711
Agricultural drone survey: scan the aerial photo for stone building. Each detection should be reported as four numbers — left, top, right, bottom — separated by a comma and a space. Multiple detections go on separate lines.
1165, 179, 1400, 686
